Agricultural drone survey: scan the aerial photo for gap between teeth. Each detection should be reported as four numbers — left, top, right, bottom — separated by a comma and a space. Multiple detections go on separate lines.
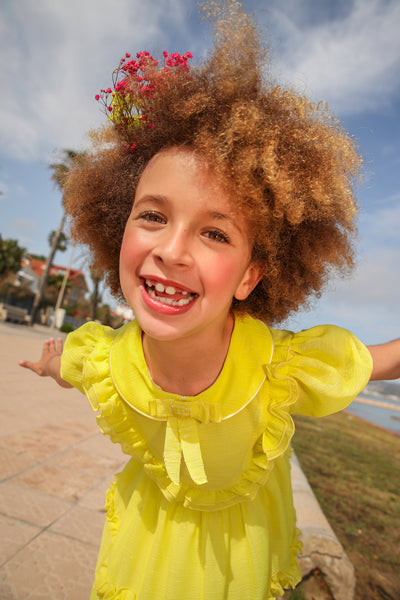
147, 288, 191, 306
146, 279, 189, 296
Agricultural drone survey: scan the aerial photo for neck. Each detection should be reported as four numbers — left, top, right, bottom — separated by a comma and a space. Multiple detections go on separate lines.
142, 314, 234, 396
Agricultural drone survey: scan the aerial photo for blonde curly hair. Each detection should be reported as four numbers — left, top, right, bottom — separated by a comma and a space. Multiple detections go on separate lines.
65, 0, 361, 324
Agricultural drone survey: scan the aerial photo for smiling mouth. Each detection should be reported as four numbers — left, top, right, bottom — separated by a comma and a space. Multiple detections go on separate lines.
144, 279, 198, 307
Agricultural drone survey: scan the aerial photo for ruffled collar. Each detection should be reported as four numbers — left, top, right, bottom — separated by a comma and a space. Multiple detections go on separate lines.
109, 315, 273, 421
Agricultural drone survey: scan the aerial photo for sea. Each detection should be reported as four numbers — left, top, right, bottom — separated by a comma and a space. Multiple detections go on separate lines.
346, 382, 400, 436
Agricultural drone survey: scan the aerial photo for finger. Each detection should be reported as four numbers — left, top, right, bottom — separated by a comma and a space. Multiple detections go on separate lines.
19, 360, 35, 371
56, 338, 64, 353
43, 338, 57, 355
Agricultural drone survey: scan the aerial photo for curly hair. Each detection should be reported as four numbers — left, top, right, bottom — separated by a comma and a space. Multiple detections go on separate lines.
64, 0, 361, 325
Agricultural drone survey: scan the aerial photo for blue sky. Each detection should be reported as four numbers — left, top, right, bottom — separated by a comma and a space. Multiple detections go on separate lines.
1, 0, 399, 345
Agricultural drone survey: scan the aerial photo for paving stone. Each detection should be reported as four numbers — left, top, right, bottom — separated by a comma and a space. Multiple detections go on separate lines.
0, 446, 37, 480
0, 531, 97, 600
0, 481, 71, 527
78, 476, 113, 512
76, 430, 127, 461
50, 504, 105, 546
15, 463, 101, 501
0, 515, 40, 565
0, 429, 66, 461
0, 422, 98, 460
51, 446, 124, 478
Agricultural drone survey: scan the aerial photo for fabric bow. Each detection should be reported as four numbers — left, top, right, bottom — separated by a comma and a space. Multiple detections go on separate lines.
148, 398, 222, 486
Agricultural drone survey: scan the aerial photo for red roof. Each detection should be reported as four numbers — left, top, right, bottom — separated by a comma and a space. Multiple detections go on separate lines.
28, 258, 88, 291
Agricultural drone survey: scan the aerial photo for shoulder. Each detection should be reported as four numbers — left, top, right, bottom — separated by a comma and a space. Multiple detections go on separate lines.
266, 324, 373, 416
64, 320, 117, 348
60, 320, 141, 392
269, 323, 372, 364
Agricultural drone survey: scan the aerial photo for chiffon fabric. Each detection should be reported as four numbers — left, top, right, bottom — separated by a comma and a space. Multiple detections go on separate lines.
60, 315, 372, 600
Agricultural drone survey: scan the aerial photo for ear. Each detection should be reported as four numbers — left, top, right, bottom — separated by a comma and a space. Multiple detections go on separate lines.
234, 262, 263, 301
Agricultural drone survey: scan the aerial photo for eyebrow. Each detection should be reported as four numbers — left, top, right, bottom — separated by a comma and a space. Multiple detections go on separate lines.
134, 194, 167, 207
134, 194, 241, 230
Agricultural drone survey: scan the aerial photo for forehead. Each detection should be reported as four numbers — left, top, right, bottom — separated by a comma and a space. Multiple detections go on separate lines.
136, 148, 235, 212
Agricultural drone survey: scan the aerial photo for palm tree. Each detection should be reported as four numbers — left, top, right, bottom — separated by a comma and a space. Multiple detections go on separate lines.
29, 149, 83, 325
90, 266, 104, 322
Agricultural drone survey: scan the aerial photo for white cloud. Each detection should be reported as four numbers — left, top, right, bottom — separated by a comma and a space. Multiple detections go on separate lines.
285, 248, 400, 343
2, 0, 400, 161
0, 0, 190, 161
325, 202, 400, 315
267, 0, 400, 115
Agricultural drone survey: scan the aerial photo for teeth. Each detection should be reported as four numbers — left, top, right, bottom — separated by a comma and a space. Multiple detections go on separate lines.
145, 279, 190, 296
177, 298, 189, 306
147, 288, 192, 306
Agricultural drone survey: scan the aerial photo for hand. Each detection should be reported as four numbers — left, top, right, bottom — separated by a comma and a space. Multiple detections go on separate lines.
19, 338, 71, 388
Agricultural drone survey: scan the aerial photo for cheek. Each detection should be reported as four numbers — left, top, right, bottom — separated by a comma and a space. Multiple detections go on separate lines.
202, 254, 246, 295
120, 229, 144, 266
119, 231, 141, 284
119, 236, 131, 274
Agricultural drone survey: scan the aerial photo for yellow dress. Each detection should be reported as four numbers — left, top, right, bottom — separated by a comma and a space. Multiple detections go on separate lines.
60, 315, 372, 600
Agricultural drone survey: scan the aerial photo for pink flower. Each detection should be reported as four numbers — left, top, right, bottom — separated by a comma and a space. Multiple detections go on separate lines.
106, 88, 112, 93
126, 52, 131, 58
163, 51, 168, 57
95, 94, 100, 101
187, 51, 193, 58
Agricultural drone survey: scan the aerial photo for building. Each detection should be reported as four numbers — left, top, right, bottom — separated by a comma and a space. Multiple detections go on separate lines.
16, 256, 88, 308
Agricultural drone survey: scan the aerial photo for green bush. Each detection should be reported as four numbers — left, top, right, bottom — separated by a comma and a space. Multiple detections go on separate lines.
60, 323, 74, 333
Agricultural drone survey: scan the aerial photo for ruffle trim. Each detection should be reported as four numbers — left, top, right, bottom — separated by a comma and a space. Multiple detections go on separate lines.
93, 578, 136, 600
268, 528, 303, 599
92, 508, 302, 600
81, 331, 299, 511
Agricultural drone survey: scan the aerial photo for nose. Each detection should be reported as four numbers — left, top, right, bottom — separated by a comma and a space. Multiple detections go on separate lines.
154, 226, 193, 268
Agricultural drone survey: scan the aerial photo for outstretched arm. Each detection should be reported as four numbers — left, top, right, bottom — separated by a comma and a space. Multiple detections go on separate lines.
367, 338, 400, 381
19, 337, 72, 388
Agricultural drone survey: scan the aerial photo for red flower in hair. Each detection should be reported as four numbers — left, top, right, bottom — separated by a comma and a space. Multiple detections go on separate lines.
95, 49, 193, 150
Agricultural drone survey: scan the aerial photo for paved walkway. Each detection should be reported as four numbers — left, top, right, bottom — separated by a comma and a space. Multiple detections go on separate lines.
0, 322, 127, 599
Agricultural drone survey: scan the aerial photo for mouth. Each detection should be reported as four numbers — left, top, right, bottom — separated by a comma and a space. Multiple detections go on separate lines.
142, 278, 198, 308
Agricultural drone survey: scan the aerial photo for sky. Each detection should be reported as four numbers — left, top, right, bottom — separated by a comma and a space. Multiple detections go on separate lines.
1, 0, 399, 345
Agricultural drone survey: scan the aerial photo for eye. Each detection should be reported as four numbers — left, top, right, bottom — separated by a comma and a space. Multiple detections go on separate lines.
138, 211, 166, 224
204, 229, 230, 243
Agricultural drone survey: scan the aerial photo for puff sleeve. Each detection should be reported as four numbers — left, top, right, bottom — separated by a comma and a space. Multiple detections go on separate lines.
266, 325, 373, 417
60, 321, 112, 395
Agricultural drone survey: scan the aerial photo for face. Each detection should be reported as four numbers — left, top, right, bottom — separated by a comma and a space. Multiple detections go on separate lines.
119, 148, 261, 344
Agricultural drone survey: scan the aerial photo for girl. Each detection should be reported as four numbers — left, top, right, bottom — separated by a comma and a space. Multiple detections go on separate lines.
20, 2, 400, 599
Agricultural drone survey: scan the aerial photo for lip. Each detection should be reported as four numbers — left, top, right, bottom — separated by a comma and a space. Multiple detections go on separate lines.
139, 277, 198, 316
